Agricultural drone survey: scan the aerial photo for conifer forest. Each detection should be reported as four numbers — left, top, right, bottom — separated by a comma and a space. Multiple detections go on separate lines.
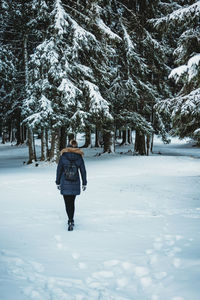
1, 0, 200, 162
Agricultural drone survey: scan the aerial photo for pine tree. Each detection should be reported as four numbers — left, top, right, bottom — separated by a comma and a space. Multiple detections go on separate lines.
0, 0, 46, 146
0, 1, 17, 143
24, 0, 116, 160
108, 0, 169, 154
154, 1, 200, 145
0, 45, 17, 143
2, 0, 191, 158
72, 0, 119, 152
24, 0, 80, 161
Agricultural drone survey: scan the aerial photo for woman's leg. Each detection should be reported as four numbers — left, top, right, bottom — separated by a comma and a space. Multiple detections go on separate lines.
63, 195, 76, 222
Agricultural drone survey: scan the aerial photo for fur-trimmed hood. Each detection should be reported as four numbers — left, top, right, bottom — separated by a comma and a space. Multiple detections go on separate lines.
60, 147, 84, 156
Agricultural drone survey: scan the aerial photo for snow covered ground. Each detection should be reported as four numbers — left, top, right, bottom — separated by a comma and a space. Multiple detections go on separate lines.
0, 137, 200, 300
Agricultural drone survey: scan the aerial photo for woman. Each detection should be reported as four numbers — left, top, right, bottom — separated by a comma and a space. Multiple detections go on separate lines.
56, 140, 87, 231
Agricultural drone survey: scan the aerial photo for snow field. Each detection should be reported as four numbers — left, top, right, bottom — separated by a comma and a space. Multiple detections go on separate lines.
0, 139, 200, 300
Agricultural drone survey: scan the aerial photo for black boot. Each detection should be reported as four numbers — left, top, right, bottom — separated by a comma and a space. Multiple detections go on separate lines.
68, 220, 74, 231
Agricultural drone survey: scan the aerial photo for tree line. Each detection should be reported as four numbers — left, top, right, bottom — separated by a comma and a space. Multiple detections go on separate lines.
0, 0, 199, 163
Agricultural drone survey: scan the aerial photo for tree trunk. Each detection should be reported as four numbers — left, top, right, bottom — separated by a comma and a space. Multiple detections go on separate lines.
103, 129, 115, 153
41, 128, 46, 161
22, 124, 27, 143
33, 133, 37, 161
45, 129, 50, 160
49, 131, 56, 161
24, 34, 29, 90
23, 33, 30, 151
2, 131, 7, 144
55, 130, 60, 163
95, 127, 100, 147
146, 135, 150, 156
83, 125, 91, 148
16, 111, 23, 145
8, 122, 11, 142
128, 129, 132, 144
150, 133, 154, 153
120, 129, 127, 145
67, 133, 74, 144
134, 130, 146, 155
27, 128, 34, 164
59, 126, 67, 150
49, 129, 60, 162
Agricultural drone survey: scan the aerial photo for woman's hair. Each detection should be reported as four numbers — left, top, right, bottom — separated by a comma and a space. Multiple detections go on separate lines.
70, 139, 78, 148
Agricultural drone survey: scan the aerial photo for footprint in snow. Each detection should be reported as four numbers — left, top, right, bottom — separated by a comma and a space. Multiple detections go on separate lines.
54, 235, 65, 250
78, 262, 87, 270
154, 271, 167, 280
54, 235, 61, 241
92, 270, 114, 279
72, 252, 80, 260
173, 258, 181, 268
121, 261, 133, 270
140, 276, 152, 288
149, 254, 158, 265
153, 237, 163, 251
116, 277, 129, 288
103, 259, 119, 267
30, 261, 44, 273
134, 266, 150, 277
153, 241, 163, 251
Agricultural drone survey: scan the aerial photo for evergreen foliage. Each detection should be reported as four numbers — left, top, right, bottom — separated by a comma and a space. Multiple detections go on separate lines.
154, 1, 200, 144
1, 0, 199, 161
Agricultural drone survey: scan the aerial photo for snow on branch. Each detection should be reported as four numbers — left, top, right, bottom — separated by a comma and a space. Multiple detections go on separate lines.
121, 23, 136, 54
54, 0, 69, 36
167, 1, 200, 22
194, 128, 200, 138
156, 88, 200, 117
70, 109, 86, 130
169, 65, 188, 83
118, 110, 154, 134
187, 54, 200, 81
24, 95, 53, 128
179, 88, 200, 108
35, 40, 59, 65
151, 1, 200, 28
58, 78, 82, 103
68, 15, 96, 45
84, 80, 112, 119
40, 95, 53, 113
169, 54, 200, 83
74, 63, 94, 80
96, 18, 122, 42
143, 30, 167, 55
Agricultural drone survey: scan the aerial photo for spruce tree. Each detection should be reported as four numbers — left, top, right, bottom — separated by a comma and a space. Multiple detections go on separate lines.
154, 1, 200, 144
109, 0, 169, 154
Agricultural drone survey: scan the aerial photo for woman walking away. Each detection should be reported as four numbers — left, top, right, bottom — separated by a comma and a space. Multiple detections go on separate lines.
56, 140, 87, 231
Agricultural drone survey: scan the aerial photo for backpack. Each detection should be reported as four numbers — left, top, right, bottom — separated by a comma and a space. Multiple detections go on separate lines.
64, 160, 78, 181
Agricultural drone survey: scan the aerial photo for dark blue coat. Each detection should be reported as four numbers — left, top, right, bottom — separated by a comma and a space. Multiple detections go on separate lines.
56, 148, 87, 195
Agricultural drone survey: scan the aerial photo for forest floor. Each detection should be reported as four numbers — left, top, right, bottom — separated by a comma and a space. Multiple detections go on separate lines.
0, 136, 200, 300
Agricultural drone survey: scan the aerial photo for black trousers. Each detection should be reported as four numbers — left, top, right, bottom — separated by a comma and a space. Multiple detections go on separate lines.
63, 195, 76, 221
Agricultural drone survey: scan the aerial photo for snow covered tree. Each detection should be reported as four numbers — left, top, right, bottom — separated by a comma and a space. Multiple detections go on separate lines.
154, 1, 200, 145
24, 0, 80, 161
0, 45, 17, 143
58, 1, 122, 152
70, 0, 119, 152
25, 0, 123, 157
107, 0, 170, 155
2, 0, 190, 159
0, 1, 17, 143
0, 0, 48, 147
